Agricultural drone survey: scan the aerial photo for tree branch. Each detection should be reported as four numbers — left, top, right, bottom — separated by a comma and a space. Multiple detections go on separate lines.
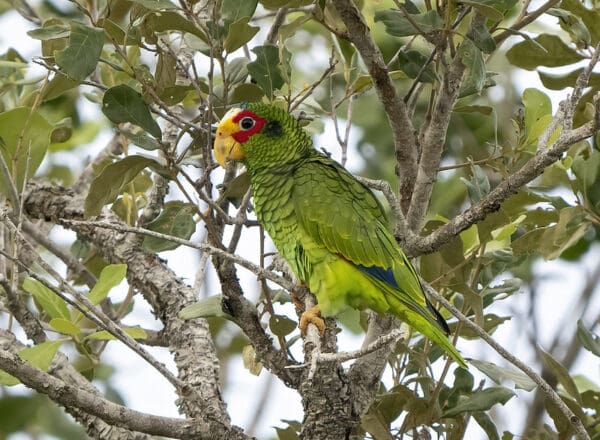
423, 283, 591, 440
407, 42, 466, 231
331, 0, 418, 211
0, 347, 250, 439
22, 182, 229, 421
410, 95, 600, 256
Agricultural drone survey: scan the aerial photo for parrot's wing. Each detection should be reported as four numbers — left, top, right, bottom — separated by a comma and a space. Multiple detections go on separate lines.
291, 155, 466, 368
291, 155, 424, 305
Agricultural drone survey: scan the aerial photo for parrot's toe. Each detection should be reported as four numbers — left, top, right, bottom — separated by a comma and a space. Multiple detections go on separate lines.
299, 305, 325, 336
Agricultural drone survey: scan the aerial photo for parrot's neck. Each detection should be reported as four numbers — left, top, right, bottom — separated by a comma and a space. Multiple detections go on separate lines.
244, 143, 315, 177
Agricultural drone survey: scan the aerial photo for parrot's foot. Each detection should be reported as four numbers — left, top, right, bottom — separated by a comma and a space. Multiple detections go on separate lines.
299, 305, 325, 336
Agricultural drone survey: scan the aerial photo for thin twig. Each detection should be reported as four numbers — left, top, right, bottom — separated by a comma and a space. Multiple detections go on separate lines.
60, 218, 297, 292
423, 282, 591, 440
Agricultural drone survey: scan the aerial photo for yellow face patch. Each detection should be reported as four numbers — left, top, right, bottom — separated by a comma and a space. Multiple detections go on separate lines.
213, 108, 245, 167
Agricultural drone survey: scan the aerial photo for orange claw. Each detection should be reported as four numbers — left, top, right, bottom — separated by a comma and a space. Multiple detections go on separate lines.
299, 305, 325, 336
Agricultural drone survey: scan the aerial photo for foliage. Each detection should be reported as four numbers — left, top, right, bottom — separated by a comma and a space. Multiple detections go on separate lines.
0, 0, 599, 439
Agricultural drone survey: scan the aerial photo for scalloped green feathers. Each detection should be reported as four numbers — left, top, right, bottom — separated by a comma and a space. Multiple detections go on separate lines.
215, 103, 466, 368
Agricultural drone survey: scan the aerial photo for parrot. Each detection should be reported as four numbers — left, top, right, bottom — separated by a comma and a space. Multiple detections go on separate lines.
213, 102, 466, 368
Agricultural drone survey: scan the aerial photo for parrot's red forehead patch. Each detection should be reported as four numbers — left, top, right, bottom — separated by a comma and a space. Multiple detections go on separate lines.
231, 110, 266, 143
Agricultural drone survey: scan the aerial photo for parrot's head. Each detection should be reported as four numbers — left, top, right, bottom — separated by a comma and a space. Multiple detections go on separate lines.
213, 103, 312, 170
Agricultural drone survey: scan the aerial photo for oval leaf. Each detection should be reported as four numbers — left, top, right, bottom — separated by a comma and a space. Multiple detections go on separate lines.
269, 314, 297, 337
247, 45, 286, 99
23, 278, 70, 320
178, 294, 233, 320
84, 155, 161, 217
49, 318, 81, 336
0, 108, 52, 194
102, 84, 162, 138
143, 202, 197, 252
443, 387, 515, 417
55, 22, 104, 81
85, 326, 147, 340
506, 34, 584, 71
88, 263, 127, 305
470, 359, 536, 391
577, 320, 600, 357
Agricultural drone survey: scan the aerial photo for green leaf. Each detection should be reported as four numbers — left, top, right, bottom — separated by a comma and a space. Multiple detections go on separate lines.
374, 9, 443, 37
230, 83, 265, 103
360, 412, 394, 440
461, 164, 490, 203
539, 68, 600, 91
506, 34, 584, 70
84, 155, 162, 217
219, 171, 251, 207
102, 84, 162, 138
27, 25, 70, 40
269, 315, 297, 337
143, 202, 196, 252
470, 359, 536, 391
85, 326, 147, 340
143, 11, 208, 42
397, 50, 436, 82
522, 88, 552, 134
178, 294, 233, 320
0, 340, 65, 385
0, 370, 19, 386
49, 318, 81, 336
577, 320, 600, 357
20, 340, 63, 370
85, 326, 148, 341
572, 148, 600, 207
560, 0, 600, 46
467, 18, 496, 53
55, 22, 104, 81
541, 349, 582, 404
459, 39, 486, 96
0, 108, 53, 195
458, 0, 506, 21
443, 387, 515, 417
224, 17, 259, 53
547, 8, 591, 48
120, 127, 162, 150
88, 264, 127, 305
247, 45, 286, 99
129, 0, 177, 10
222, 0, 258, 23
23, 278, 70, 320
226, 57, 250, 85
539, 206, 590, 260
473, 411, 500, 440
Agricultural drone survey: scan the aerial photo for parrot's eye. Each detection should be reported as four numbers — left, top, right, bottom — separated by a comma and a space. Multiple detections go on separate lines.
239, 116, 256, 131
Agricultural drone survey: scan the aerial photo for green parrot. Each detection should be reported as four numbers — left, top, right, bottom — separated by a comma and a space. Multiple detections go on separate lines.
214, 103, 466, 368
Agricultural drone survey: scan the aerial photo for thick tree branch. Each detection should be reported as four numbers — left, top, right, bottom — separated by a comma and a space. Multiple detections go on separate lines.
22, 182, 228, 421
23, 183, 301, 389
410, 96, 600, 256
331, 0, 418, 211
0, 348, 250, 439
408, 46, 466, 231
0, 330, 150, 440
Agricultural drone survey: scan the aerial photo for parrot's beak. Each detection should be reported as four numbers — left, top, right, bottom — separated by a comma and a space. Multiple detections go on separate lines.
213, 108, 245, 167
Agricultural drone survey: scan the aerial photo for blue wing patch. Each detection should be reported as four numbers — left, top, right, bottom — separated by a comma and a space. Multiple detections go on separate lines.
357, 264, 399, 289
